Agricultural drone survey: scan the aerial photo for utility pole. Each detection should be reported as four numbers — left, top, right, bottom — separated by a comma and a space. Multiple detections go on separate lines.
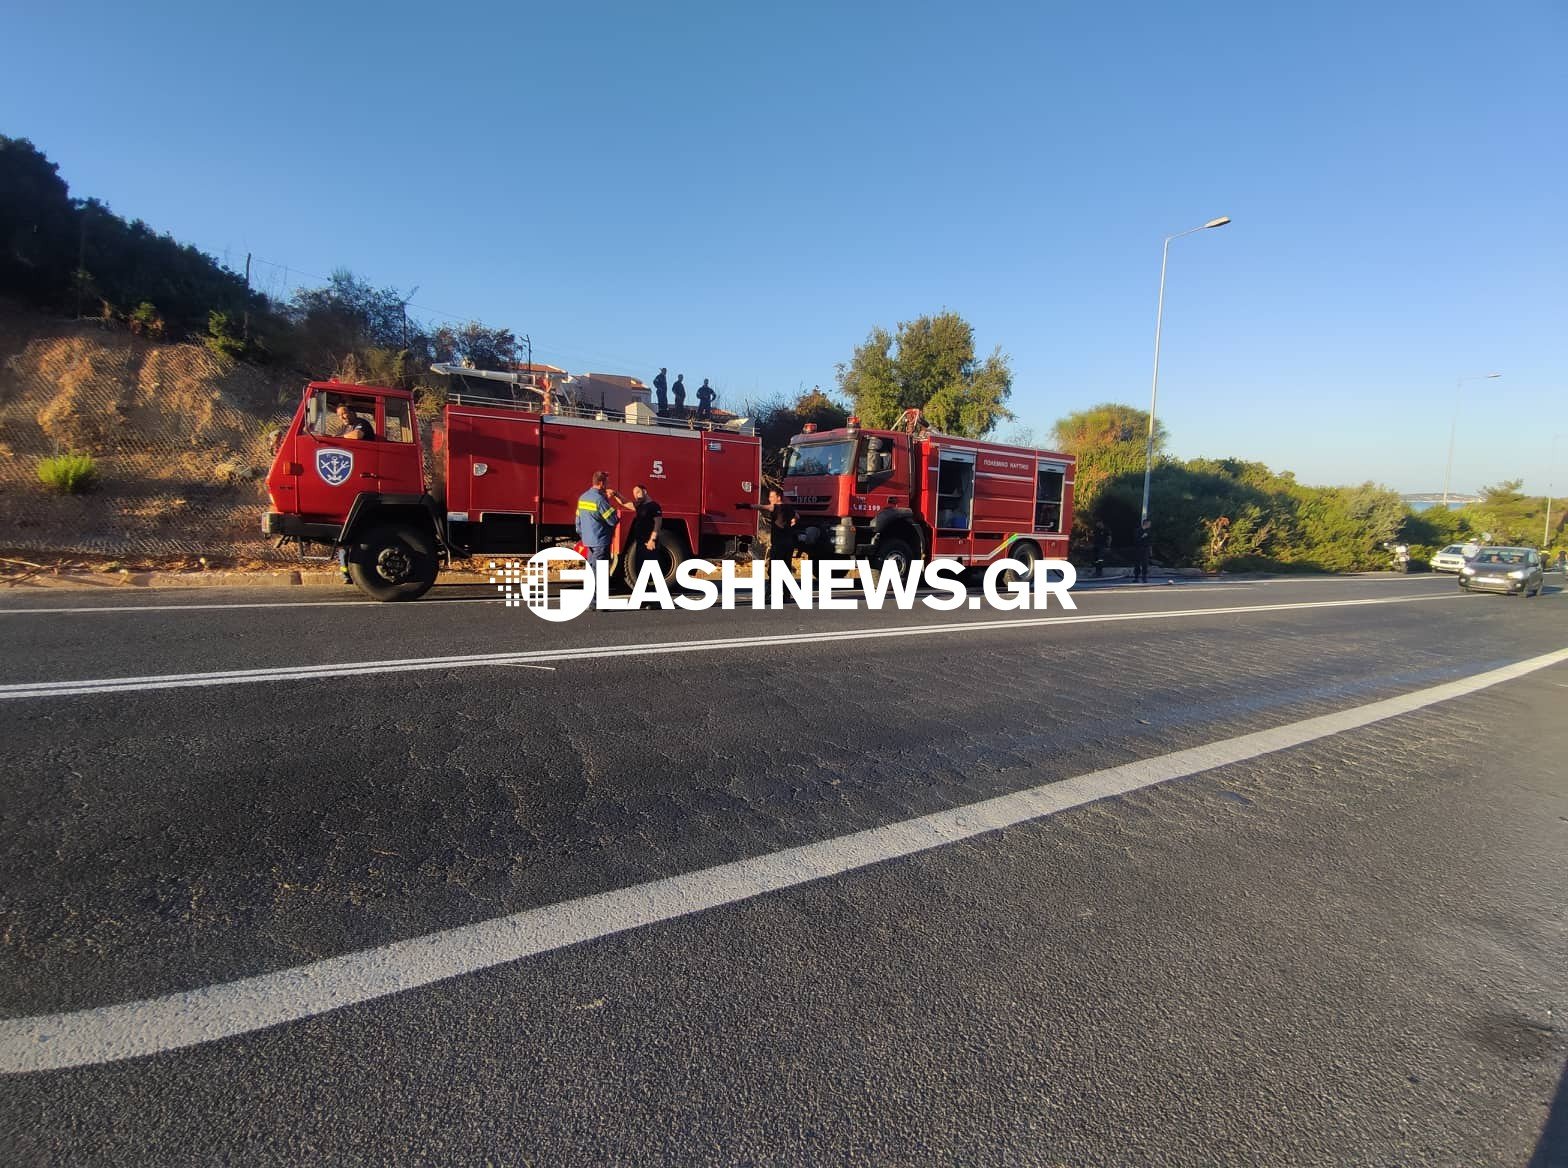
1443, 373, 1501, 506
75, 208, 88, 319
1140, 216, 1230, 522
242, 252, 252, 342
1546, 433, 1564, 548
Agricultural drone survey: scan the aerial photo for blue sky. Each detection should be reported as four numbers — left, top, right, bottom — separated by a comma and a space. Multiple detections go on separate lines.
4, 0, 1563, 493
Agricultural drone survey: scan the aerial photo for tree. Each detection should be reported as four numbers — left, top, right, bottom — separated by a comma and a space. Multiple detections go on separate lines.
1050, 402, 1167, 530
750, 387, 851, 481
835, 311, 1012, 437
1051, 402, 1167, 457
431, 322, 518, 371
0, 135, 79, 307
1468, 479, 1549, 546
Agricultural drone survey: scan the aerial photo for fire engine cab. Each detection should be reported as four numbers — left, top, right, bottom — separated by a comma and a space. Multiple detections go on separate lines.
783, 410, 1075, 574
263, 379, 761, 600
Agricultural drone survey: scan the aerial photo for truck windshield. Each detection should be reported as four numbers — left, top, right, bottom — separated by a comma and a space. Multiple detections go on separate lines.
784, 441, 856, 477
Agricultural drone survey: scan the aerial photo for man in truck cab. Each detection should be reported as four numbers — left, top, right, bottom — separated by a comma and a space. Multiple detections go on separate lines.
576, 470, 620, 567
332, 401, 376, 441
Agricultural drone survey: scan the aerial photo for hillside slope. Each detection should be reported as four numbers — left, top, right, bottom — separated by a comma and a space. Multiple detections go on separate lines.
0, 311, 298, 558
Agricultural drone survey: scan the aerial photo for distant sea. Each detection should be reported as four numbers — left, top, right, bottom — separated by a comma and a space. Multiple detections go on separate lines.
1407, 500, 1469, 512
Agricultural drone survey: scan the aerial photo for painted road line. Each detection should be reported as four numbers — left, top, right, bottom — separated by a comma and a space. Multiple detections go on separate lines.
3, 643, 1563, 1074
0, 584, 1259, 616
0, 593, 1459, 702
0, 596, 502, 617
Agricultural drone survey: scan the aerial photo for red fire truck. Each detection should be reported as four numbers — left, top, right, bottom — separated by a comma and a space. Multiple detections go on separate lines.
781, 409, 1076, 574
263, 379, 762, 600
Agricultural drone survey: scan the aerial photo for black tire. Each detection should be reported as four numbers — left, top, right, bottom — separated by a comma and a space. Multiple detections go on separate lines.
871, 534, 916, 575
621, 528, 687, 590
999, 540, 1040, 587
1458, 580, 1468, 591
348, 523, 438, 601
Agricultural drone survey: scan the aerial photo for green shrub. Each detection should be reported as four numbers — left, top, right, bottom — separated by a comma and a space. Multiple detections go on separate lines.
37, 453, 99, 493
204, 310, 247, 360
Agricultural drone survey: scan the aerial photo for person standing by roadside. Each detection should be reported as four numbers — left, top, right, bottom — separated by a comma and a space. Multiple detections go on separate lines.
617, 484, 664, 576
652, 368, 669, 416
759, 487, 797, 572
1133, 517, 1153, 583
575, 470, 620, 569
1091, 520, 1109, 578
1558, 549, 1566, 573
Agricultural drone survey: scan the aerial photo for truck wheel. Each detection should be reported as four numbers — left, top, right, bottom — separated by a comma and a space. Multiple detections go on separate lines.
872, 535, 915, 575
622, 529, 687, 590
348, 524, 438, 601
999, 539, 1039, 586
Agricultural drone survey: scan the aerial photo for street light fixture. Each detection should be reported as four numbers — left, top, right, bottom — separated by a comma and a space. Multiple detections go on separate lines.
1140, 216, 1231, 523
1546, 432, 1564, 548
1441, 372, 1500, 507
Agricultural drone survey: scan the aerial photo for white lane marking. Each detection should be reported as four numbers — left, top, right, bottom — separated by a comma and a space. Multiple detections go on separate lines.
500, 664, 556, 671
0, 593, 1457, 701
4, 644, 1563, 1074
0, 596, 501, 616
0, 574, 1448, 616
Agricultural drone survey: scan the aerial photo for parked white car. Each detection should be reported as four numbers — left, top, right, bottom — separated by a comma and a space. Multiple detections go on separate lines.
1430, 544, 1468, 573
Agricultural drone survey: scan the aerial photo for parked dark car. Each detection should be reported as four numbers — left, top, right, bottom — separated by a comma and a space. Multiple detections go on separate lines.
1458, 547, 1544, 596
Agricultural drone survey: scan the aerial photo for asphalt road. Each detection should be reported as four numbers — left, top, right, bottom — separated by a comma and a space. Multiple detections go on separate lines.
1, 572, 1565, 1166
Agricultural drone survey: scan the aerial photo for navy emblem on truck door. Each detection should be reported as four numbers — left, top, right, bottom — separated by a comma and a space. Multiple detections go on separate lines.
316, 448, 354, 486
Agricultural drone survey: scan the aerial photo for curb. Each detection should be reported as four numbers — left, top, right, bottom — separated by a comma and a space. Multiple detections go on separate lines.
2, 569, 500, 592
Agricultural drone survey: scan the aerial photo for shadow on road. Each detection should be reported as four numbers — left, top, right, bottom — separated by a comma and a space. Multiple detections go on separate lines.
1531, 1057, 1568, 1168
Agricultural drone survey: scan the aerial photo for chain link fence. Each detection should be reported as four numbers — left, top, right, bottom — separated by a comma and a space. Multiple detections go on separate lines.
0, 322, 297, 561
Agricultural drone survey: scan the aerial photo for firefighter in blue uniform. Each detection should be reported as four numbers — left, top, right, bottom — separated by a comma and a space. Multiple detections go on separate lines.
576, 470, 620, 568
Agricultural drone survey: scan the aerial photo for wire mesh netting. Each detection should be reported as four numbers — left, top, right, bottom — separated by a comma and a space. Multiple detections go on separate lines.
0, 323, 298, 560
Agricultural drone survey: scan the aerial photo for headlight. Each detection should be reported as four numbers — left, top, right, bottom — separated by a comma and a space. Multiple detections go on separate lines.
1508, 569, 1527, 579
1461, 566, 1475, 575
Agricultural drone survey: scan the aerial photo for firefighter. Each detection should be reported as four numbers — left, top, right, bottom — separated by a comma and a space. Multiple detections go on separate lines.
1092, 520, 1109, 578
653, 368, 669, 416
759, 487, 797, 570
1133, 517, 1153, 583
672, 374, 687, 416
695, 378, 716, 420
334, 402, 375, 440
575, 470, 620, 568
618, 484, 664, 575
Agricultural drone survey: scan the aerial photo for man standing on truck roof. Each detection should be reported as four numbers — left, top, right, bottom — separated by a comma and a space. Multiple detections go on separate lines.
672, 374, 687, 416
653, 368, 669, 416
696, 378, 716, 420
576, 470, 620, 568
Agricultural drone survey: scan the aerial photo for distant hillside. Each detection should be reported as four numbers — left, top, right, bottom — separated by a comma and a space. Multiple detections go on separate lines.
0, 308, 295, 558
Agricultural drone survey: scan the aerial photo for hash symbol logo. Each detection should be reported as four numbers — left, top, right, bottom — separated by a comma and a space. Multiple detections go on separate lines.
316, 448, 354, 486
489, 560, 525, 608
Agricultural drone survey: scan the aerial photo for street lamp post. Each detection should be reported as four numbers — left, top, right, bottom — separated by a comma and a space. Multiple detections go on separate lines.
1546, 432, 1564, 548
1140, 216, 1230, 523
1441, 372, 1500, 507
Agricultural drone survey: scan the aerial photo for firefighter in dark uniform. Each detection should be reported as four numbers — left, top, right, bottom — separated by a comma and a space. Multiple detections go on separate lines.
618, 484, 664, 578
760, 487, 797, 570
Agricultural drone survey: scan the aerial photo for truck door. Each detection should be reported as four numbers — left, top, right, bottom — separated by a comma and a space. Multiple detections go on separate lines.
935, 450, 975, 532
375, 396, 424, 497
698, 434, 759, 540
295, 386, 381, 521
